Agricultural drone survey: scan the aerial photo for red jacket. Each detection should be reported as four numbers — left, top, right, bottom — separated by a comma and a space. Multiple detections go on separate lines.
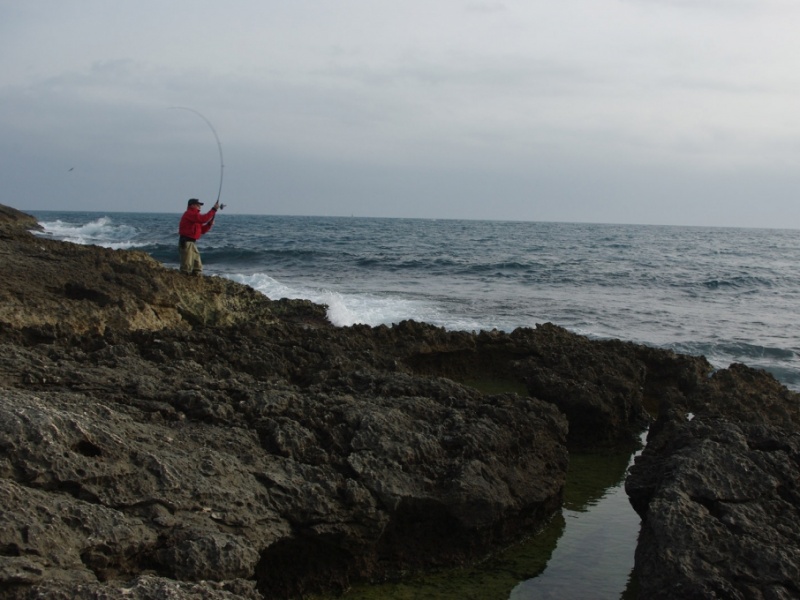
179, 207, 216, 241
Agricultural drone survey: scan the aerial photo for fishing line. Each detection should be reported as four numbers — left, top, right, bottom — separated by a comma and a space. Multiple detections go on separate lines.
168, 106, 225, 204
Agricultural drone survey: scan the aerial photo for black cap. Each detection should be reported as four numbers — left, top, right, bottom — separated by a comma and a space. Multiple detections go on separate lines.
187, 199, 203, 207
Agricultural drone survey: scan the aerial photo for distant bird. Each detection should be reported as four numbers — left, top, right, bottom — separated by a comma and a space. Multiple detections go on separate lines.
68, 167, 74, 172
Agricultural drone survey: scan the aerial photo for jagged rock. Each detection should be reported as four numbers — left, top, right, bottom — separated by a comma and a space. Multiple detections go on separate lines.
10, 576, 261, 600
0, 206, 572, 598
2, 203, 799, 599
626, 366, 800, 599
0, 205, 41, 233
392, 321, 713, 449
0, 212, 327, 336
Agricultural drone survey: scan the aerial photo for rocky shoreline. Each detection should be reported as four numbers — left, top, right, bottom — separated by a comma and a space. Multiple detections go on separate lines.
0, 203, 798, 599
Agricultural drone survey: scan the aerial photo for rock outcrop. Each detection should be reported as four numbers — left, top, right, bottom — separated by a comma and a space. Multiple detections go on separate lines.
0, 206, 572, 598
626, 362, 800, 598
1, 204, 798, 599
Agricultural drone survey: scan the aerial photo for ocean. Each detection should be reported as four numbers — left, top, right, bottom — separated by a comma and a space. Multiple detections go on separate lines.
27, 210, 800, 599
30, 210, 800, 391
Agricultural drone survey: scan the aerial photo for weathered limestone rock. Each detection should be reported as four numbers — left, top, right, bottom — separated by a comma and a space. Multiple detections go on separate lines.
0, 205, 571, 598
395, 321, 713, 449
2, 203, 799, 599
626, 365, 800, 599
0, 209, 327, 336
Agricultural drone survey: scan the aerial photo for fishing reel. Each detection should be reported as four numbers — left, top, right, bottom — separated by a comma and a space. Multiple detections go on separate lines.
218, 203, 226, 210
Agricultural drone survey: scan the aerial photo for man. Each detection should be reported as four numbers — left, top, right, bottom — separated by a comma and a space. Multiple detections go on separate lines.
178, 198, 218, 275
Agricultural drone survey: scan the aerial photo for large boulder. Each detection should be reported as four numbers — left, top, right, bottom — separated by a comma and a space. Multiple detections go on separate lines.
626, 365, 800, 599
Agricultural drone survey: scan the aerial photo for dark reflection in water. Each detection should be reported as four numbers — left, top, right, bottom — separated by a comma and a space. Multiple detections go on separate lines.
315, 440, 643, 600
511, 449, 641, 600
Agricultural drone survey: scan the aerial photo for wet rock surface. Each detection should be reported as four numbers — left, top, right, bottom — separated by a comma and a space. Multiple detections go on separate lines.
1, 204, 798, 599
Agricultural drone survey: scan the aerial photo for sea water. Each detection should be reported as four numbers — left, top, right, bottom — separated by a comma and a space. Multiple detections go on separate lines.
28, 211, 800, 597
31, 211, 800, 391
325, 442, 643, 600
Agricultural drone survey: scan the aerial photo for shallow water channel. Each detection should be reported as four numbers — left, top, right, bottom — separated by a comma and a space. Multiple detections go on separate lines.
316, 439, 644, 600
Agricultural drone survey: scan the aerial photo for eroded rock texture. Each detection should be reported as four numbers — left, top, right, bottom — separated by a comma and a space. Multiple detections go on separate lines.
2, 203, 798, 599
627, 365, 800, 599
0, 205, 570, 598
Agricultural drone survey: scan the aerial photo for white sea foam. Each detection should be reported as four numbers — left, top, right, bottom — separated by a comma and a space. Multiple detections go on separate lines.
228, 272, 456, 328
26, 211, 800, 391
36, 217, 142, 249
229, 273, 351, 324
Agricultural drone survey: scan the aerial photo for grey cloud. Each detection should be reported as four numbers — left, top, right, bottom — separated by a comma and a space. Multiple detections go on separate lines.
465, 2, 508, 14
3, 1, 800, 227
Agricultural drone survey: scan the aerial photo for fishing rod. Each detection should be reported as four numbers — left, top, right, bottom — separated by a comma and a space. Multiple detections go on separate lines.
168, 106, 226, 208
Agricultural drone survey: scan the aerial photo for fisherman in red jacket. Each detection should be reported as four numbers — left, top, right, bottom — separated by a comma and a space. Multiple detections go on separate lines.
178, 198, 219, 275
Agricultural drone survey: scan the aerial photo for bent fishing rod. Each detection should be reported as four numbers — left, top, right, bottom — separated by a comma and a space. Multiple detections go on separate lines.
168, 106, 226, 209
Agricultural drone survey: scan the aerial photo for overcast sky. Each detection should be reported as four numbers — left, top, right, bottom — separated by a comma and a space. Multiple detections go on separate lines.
3, 0, 800, 227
